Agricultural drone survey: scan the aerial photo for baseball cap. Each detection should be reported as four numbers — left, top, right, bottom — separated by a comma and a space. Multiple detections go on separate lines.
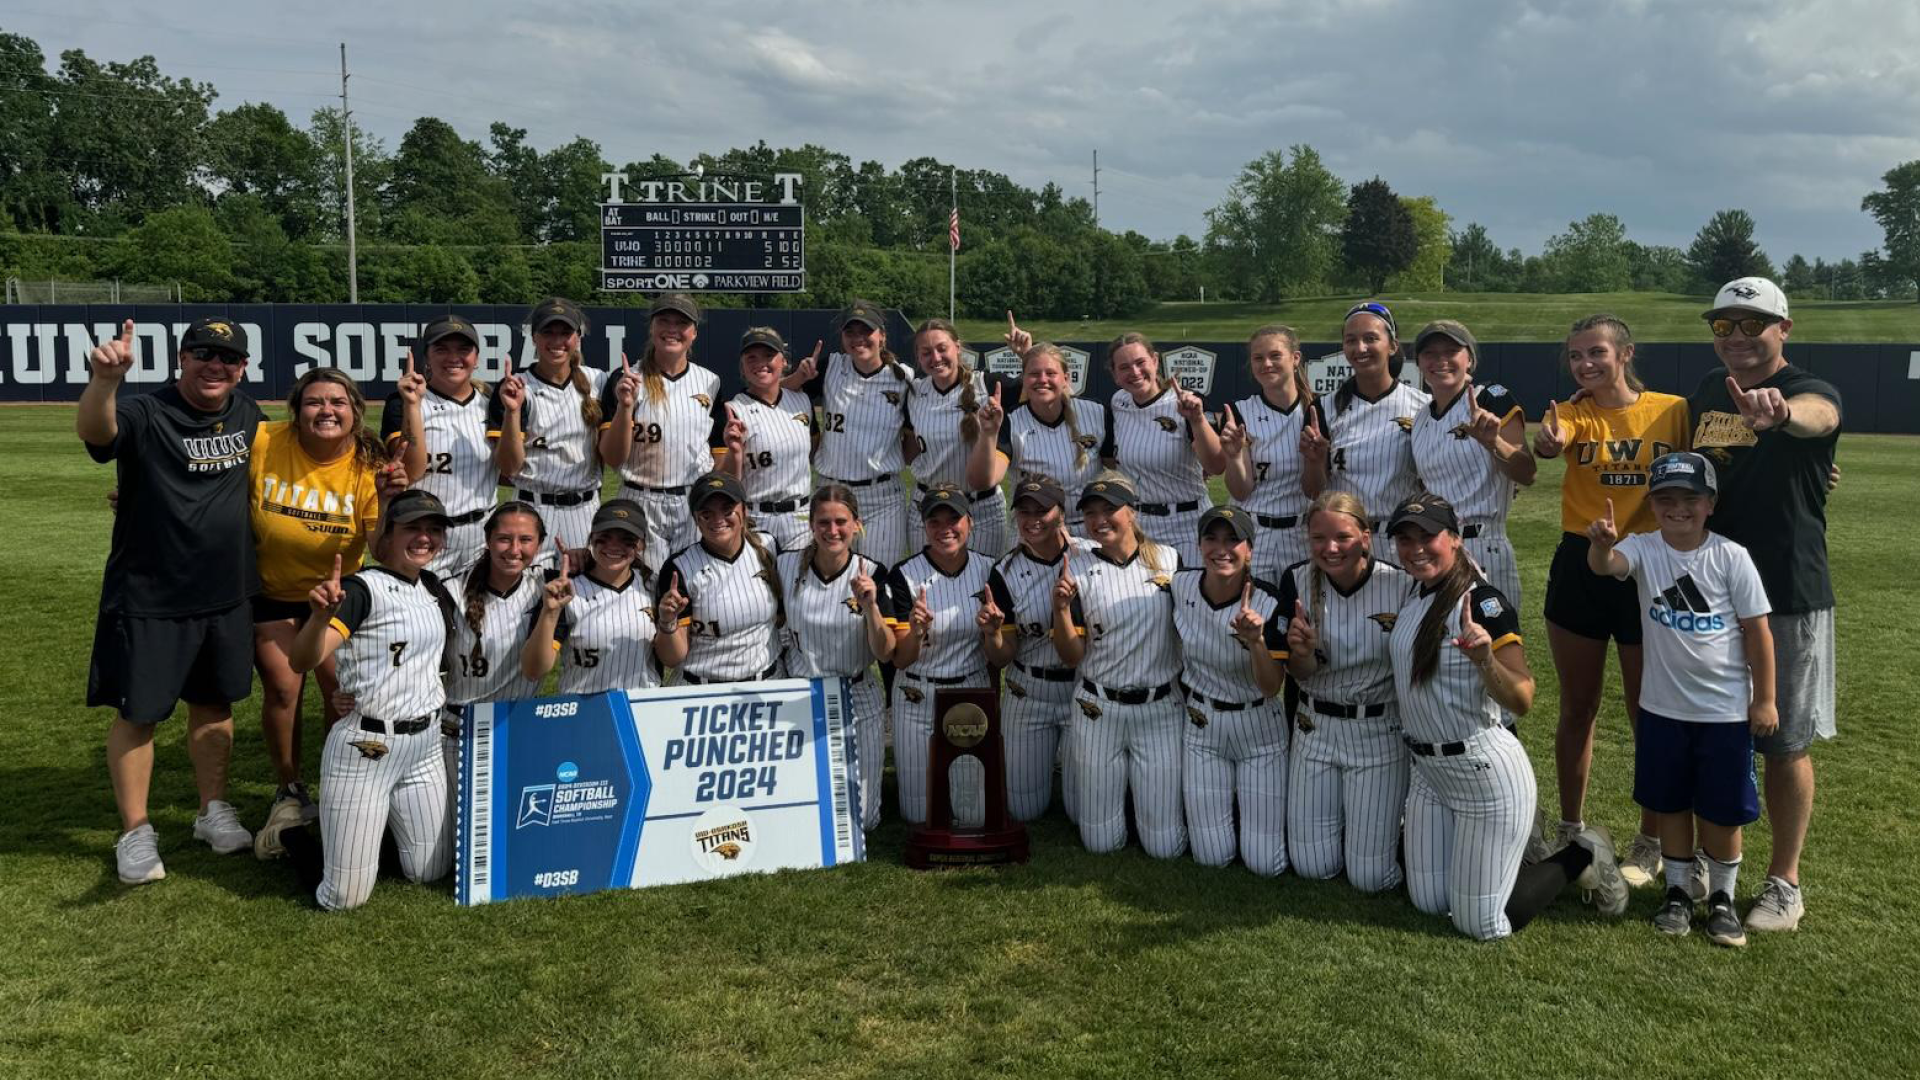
420, 314, 479, 350
1648, 451, 1718, 497
919, 484, 972, 520
1386, 492, 1460, 537
835, 299, 887, 333
1010, 475, 1065, 512
1705, 277, 1789, 320
648, 292, 702, 323
528, 297, 587, 334
181, 317, 249, 359
1198, 504, 1255, 545
1077, 472, 1138, 511
1413, 319, 1477, 364
590, 498, 648, 539
740, 327, 788, 355
386, 489, 452, 527
688, 471, 746, 511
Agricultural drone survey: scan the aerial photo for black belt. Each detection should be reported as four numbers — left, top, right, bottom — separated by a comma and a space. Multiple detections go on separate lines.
360, 712, 434, 735
447, 507, 488, 527
1405, 736, 1468, 758
1254, 512, 1298, 530
1303, 693, 1389, 720
1015, 661, 1076, 683
825, 474, 886, 487
1081, 679, 1174, 704
917, 483, 999, 502
518, 488, 597, 507
682, 662, 780, 685
622, 481, 688, 496
1136, 500, 1201, 516
1461, 523, 1483, 539
756, 495, 809, 513
1180, 681, 1266, 712
902, 668, 981, 687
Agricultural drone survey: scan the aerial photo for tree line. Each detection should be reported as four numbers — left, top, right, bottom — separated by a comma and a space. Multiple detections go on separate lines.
2, 30, 1915, 313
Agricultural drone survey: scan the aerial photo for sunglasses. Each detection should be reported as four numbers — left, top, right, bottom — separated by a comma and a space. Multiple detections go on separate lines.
186, 347, 245, 367
1708, 316, 1779, 339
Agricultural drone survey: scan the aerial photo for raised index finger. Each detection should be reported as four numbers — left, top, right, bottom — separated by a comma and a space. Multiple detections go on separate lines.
330, 553, 343, 585
1460, 592, 1476, 625
405, 350, 416, 377
1241, 579, 1253, 608
621, 351, 633, 374
554, 536, 569, 579
118, 318, 134, 345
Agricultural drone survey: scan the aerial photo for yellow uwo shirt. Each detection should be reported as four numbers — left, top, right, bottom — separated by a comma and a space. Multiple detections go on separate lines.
1556, 391, 1690, 535
250, 421, 383, 601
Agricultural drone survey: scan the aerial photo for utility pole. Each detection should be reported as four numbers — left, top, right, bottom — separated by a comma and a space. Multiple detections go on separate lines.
1091, 149, 1100, 231
340, 42, 359, 304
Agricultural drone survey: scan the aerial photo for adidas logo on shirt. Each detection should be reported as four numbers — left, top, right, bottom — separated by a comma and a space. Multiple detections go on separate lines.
1649, 573, 1726, 633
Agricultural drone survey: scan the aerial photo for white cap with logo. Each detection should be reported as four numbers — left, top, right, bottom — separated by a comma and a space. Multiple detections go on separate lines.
1706, 277, 1789, 320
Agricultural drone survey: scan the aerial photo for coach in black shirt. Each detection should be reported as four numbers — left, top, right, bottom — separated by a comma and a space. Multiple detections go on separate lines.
1689, 277, 1842, 934
79, 316, 266, 885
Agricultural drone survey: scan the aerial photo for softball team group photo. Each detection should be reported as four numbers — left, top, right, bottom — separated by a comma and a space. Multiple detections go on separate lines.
82, 276, 1841, 946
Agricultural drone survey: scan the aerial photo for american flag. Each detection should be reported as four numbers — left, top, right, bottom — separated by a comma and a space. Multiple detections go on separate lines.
948, 207, 960, 251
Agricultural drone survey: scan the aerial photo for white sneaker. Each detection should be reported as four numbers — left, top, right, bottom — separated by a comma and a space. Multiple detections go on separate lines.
116, 824, 166, 884
1689, 848, 1710, 903
1523, 809, 1553, 865
1573, 826, 1630, 917
193, 800, 253, 855
253, 794, 308, 860
1745, 876, 1805, 932
1620, 832, 1664, 889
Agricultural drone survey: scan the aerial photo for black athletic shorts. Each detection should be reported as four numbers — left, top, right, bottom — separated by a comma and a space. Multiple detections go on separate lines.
1543, 532, 1642, 646
251, 595, 309, 623
88, 603, 255, 723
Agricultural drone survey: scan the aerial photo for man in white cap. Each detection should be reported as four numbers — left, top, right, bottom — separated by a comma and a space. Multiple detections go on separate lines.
1687, 277, 1842, 932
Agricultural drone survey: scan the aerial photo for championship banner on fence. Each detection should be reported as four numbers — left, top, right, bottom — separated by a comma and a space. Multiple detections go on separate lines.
456, 678, 862, 906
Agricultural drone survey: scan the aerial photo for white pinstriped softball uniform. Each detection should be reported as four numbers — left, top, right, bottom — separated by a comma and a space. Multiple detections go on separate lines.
381, 387, 496, 574
316, 567, 457, 911
1107, 388, 1212, 565
1173, 571, 1290, 876
656, 542, 783, 684
1229, 394, 1330, 581
998, 399, 1113, 529
1324, 381, 1429, 561
1276, 558, 1415, 892
1393, 581, 1535, 940
777, 548, 891, 831
552, 569, 661, 695
1062, 543, 1187, 858
809, 352, 913, 567
884, 550, 995, 827
599, 365, 725, 560
441, 562, 551, 792
488, 368, 607, 560
986, 540, 1094, 821
907, 371, 1011, 557
730, 388, 816, 551
1411, 385, 1524, 604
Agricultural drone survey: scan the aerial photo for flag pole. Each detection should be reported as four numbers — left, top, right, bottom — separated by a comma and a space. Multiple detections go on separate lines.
948, 167, 957, 322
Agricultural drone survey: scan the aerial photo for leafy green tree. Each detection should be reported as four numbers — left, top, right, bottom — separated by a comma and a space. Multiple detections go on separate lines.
205, 103, 323, 239
1541, 213, 1633, 292
475, 245, 533, 303
110, 205, 234, 299
308, 106, 390, 244
1779, 253, 1816, 295
1628, 243, 1693, 293
1446, 223, 1522, 292
363, 244, 479, 303
1385, 195, 1450, 292
1861, 161, 1920, 301
384, 117, 518, 245
46, 48, 215, 226
1687, 208, 1773, 288
0, 33, 70, 232
1340, 177, 1417, 293
1203, 145, 1347, 302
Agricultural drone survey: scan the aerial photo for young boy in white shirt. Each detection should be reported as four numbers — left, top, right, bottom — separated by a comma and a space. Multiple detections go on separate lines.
1586, 451, 1776, 947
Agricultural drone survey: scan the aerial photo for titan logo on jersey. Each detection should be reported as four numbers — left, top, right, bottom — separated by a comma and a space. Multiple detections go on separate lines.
1151, 574, 1171, 590
883, 391, 902, 405
1076, 698, 1103, 720
1076, 434, 1099, 449
1154, 417, 1179, 432
1186, 706, 1208, 729
1392, 416, 1414, 432
791, 413, 809, 425
842, 596, 862, 615
1368, 612, 1397, 632
1005, 676, 1028, 699
900, 685, 925, 704
1448, 423, 1473, 440
693, 394, 712, 409
348, 739, 389, 760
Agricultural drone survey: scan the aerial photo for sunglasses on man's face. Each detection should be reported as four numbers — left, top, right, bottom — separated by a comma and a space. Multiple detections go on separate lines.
186, 347, 245, 367
1708, 316, 1778, 339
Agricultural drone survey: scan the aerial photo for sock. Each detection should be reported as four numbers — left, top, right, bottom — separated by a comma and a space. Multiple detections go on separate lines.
1707, 855, 1741, 899
1664, 853, 1697, 893
1558, 819, 1585, 835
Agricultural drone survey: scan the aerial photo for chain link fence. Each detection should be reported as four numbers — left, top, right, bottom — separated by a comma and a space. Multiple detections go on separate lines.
4, 278, 179, 304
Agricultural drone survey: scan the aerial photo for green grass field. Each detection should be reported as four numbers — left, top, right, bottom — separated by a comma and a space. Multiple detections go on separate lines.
3, 405, 1916, 1078
958, 292, 1920, 344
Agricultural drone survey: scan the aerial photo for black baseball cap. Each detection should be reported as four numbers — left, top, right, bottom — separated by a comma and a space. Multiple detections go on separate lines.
1198, 504, 1255, 545
1078, 473, 1138, 511
740, 327, 788, 355
836, 299, 886, 333
1648, 451, 1718, 497
1010, 475, 1065, 512
920, 484, 972, 520
590, 498, 648, 539
181, 317, 249, 359
1386, 493, 1460, 537
1413, 319, 1477, 364
528, 297, 587, 334
421, 315, 479, 350
649, 292, 702, 323
387, 489, 452, 527
689, 471, 746, 511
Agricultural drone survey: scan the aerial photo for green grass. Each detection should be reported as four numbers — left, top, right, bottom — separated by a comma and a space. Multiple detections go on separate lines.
959, 292, 1920, 344
3, 404, 1917, 1078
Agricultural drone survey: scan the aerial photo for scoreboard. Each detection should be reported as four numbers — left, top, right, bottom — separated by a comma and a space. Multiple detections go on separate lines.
599, 202, 806, 294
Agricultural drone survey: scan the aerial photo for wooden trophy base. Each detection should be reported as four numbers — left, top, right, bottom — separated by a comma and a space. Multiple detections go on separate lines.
903, 824, 1029, 869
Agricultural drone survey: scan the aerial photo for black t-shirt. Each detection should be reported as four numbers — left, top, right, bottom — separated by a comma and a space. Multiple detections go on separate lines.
1688, 364, 1841, 614
87, 384, 266, 617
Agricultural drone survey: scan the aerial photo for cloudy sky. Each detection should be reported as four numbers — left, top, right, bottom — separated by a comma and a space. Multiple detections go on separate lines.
11, 0, 1917, 261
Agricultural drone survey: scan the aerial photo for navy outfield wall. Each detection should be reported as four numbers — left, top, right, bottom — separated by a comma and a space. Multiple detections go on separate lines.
2, 305, 1915, 434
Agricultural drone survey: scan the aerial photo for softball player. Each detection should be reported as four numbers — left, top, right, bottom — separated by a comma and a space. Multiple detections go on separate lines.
1219, 323, 1329, 581
521, 499, 667, 695
599, 293, 727, 562
382, 315, 498, 573
970, 325, 1112, 531
1386, 493, 1627, 939
441, 501, 553, 777
907, 318, 1011, 557
653, 473, 784, 684
1276, 491, 1413, 893
490, 297, 606, 560
1051, 472, 1187, 859
794, 300, 914, 566
981, 476, 1089, 821
776, 484, 896, 831
1535, 314, 1691, 882
1174, 506, 1289, 876
883, 485, 996, 826
1319, 302, 1429, 562
722, 327, 818, 551
279, 490, 459, 911
1104, 333, 1226, 565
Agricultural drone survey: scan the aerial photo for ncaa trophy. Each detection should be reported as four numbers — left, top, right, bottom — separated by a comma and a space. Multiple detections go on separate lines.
903, 688, 1029, 868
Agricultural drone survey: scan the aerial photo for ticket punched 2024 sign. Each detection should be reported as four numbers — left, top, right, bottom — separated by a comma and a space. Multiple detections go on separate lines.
456, 678, 863, 905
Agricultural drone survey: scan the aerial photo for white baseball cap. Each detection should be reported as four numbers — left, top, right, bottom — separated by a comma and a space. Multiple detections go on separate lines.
1705, 277, 1789, 320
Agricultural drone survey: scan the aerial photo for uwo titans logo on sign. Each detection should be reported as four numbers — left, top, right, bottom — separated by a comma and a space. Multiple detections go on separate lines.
456, 679, 862, 905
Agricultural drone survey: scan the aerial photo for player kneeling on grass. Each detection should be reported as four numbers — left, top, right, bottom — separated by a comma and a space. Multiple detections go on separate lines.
276, 491, 459, 910
1586, 453, 1775, 947
1387, 493, 1628, 940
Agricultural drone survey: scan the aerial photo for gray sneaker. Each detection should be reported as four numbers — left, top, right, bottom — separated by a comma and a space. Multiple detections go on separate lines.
1745, 876, 1805, 932
193, 800, 253, 855
116, 823, 166, 884
1706, 891, 1747, 948
1573, 826, 1629, 917
1653, 886, 1693, 937
253, 794, 308, 860
1620, 832, 1664, 889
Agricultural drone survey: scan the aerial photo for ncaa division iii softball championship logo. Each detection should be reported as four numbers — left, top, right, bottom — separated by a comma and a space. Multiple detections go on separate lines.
690, 806, 758, 875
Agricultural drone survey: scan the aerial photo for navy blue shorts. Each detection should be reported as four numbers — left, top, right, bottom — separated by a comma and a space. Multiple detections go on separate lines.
1632, 709, 1759, 826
